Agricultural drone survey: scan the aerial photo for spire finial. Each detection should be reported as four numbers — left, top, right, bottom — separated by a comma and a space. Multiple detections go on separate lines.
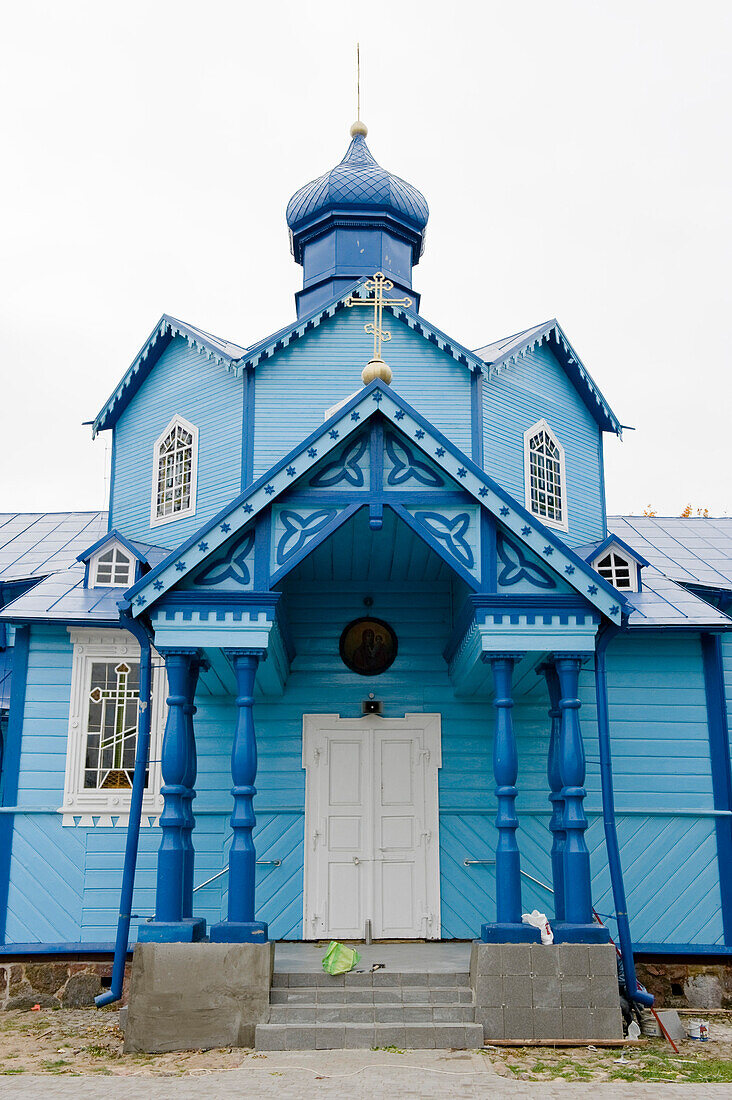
350, 43, 368, 137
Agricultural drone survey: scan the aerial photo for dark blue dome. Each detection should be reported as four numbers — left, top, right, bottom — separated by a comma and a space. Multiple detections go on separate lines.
286, 133, 429, 236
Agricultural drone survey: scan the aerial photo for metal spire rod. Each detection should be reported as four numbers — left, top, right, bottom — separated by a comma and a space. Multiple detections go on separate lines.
357, 42, 360, 121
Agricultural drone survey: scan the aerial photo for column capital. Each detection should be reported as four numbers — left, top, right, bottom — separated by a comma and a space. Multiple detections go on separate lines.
552, 652, 589, 665
481, 651, 524, 664
223, 647, 267, 663
158, 646, 203, 661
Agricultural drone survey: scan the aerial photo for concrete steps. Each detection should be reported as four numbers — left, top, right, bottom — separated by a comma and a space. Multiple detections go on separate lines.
255, 970, 484, 1050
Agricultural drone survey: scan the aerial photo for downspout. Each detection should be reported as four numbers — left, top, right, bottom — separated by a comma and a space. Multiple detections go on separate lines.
595, 620, 654, 1007
95, 609, 154, 1007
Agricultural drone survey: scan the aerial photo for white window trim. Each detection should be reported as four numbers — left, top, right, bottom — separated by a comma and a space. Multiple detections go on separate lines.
523, 418, 569, 532
89, 540, 134, 588
149, 414, 199, 528
60, 628, 166, 825
591, 547, 640, 593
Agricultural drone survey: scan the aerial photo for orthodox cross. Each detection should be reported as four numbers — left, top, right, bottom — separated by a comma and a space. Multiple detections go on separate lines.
345, 271, 412, 384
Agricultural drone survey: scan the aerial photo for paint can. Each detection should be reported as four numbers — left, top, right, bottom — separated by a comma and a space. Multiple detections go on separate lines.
687, 1019, 709, 1041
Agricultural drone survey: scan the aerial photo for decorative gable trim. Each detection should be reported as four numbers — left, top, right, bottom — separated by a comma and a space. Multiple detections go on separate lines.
124, 381, 626, 625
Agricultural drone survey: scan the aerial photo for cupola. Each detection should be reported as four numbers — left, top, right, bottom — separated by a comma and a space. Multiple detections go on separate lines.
286, 123, 429, 318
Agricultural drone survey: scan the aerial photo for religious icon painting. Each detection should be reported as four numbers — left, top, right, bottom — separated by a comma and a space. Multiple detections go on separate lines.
339, 617, 398, 676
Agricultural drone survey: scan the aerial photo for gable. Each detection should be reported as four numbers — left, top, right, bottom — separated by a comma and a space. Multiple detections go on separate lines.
253, 307, 473, 473
125, 382, 625, 624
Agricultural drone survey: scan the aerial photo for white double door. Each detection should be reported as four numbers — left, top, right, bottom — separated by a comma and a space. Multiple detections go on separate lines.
303, 714, 441, 940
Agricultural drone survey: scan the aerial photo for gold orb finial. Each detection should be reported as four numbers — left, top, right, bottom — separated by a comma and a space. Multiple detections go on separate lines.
362, 358, 392, 385
350, 119, 368, 137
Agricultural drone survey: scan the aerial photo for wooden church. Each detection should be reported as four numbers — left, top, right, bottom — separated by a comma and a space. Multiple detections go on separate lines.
1, 117, 731, 1044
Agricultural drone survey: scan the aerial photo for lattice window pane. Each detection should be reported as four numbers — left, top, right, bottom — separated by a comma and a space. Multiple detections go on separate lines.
597, 551, 634, 590
156, 422, 194, 519
528, 428, 563, 523
94, 546, 132, 587
83, 660, 144, 790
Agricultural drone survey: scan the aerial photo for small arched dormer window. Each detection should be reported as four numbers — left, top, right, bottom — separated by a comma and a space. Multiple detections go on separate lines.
93, 545, 132, 587
524, 420, 567, 530
150, 415, 198, 527
594, 550, 638, 592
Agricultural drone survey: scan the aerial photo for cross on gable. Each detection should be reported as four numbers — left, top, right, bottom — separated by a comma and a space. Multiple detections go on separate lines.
345, 271, 412, 384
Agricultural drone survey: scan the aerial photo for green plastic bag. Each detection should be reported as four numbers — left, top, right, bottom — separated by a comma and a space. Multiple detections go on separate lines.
321, 940, 361, 975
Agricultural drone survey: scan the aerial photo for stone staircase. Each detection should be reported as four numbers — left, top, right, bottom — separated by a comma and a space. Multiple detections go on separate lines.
255, 969, 484, 1050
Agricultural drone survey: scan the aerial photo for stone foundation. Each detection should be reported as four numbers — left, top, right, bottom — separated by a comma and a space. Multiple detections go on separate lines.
470, 941, 623, 1041
123, 941, 274, 1053
636, 960, 732, 1010
0, 959, 130, 1010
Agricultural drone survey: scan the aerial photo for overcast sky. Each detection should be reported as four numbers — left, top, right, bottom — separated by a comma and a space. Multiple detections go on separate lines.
1, 0, 730, 518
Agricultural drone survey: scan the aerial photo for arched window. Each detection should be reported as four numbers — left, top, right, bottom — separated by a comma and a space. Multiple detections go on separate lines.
524, 420, 567, 529
151, 415, 198, 526
594, 550, 637, 591
93, 545, 132, 587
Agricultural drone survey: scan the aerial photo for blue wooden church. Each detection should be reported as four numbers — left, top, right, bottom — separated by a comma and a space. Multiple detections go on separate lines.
1, 121, 731, 989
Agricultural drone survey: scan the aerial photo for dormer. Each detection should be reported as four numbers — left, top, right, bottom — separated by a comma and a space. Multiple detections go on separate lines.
583, 535, 649, 594
78, 531, 152, 590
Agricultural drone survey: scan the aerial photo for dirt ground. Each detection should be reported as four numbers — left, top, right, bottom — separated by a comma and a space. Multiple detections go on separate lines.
0, 1009, 731, 1083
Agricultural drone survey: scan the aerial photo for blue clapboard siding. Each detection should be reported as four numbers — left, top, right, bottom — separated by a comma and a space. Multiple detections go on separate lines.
111, 337, 244, 548
253, 310, 472, 476
722, 635, 732, 773
483, 343, 606, 547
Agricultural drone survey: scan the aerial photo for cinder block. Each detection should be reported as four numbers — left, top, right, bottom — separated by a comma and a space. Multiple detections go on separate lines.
372, 971, 400, 986
458, 990, 474, 1004
590, 975, 621, 1008
272, 972, 289, 988
374, 1007, 403, 1024
344, 1025, 375, 1049
464, 1024, 486, 1048
530, 945, 561, 976
288, 973, 315, 987
286, 1007, 317, 1024
501, 944, 532, 974
532, 976, 561, 1008
591, 1007, 624, 1040
405, 1025, 435, 1049
317, 988, 345, 1004
285, 1026, 315, 1050
504, 1006, 534, 1040
432, 1006, 468, 1023
475, 975, 502, 1006
503, 974, 532, 1007
315, 1026, 346, 1049
408, 972, 430, 986
270, 989, 288, 1004
344, 972, 372, 987
432, 1024, 463, 1049
561, 1007, 593, 1040
532, 1008, 564, 1040
373, 1024, 406, 1048
561, 975, 593, 1009
402, 988, 426, 1003
255, 1025, 287, 1050
403, 1006, 432, 1023
345, 988, 374, 1003
430, 972, 461, 987
476, 1006, 504, 1039
470, 942, 502, 978
559, 944, 590, 976
318, 1006, 353, 1024
590, 944, 620, 977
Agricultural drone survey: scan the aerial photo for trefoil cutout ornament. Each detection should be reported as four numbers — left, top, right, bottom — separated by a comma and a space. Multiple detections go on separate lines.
345, 271, 412, 385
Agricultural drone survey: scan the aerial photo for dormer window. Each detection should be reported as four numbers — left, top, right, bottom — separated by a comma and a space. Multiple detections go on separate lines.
524, 420, 567, 530
93, 545, 132, 587
594, 550, 638, 592
151, 415, 198, 527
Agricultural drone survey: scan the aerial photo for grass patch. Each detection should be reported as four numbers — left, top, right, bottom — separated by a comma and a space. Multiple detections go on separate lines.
371, 1045, 405, 1054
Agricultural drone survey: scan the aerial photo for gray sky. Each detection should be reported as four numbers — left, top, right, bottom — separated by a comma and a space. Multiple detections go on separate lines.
2, 0, 730, 517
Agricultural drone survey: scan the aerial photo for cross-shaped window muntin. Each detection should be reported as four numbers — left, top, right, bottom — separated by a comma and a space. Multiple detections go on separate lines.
93, 545, 132, 587
84, 660, 141, 791
596, 550, 635, 591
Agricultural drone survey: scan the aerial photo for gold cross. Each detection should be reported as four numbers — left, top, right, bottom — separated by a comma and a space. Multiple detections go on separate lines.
345, 272, 412, 384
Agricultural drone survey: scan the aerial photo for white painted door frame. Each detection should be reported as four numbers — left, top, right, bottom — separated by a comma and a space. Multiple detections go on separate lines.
302, 713, 442, 940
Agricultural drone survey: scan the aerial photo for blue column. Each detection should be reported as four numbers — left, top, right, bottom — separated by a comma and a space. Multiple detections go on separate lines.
552, 654, 608, 943
140, 648, 206, 942
541, 661, 566, 922
480, 653, 540, 944
211, 648, 268, 943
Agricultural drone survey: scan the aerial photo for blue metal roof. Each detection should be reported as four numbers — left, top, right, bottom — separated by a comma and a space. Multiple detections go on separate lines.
0, 512, 107, 582
623, 566, 731, 628
286, 133, 429, 239
608, 516, 732, 591
0, 564, 132, 624
474, 320, 622, 436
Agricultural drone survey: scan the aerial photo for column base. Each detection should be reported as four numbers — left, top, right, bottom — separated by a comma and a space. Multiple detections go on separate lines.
209, 920, 268, 944
137, 917, 207, 944
480, 922, 541, 944
552, 921, 611, 944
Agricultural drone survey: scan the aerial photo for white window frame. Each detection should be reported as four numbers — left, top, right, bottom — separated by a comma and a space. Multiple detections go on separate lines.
591, 547, 639, 593
60, 629, 166, 825
90, 541, 134, 588
149, 414, 199, 528
523, 419, 568, 531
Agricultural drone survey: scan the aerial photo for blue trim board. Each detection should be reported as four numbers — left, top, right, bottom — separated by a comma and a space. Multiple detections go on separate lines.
0, 625, 29, 944
701, 632, 732, 944
634, 944, 732, 958
108, 431, 116, 531
470, 369, 484, 466
76, 529, 153, 566
241, 366, 255, 490
0, 943, 119, 957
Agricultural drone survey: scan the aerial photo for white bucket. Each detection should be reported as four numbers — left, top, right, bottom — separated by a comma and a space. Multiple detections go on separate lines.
687, 1019, 709, 1041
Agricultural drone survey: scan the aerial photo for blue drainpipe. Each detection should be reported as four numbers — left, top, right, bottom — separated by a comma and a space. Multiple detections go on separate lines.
595, 622, 654, 1008
95, 610, 154, 1008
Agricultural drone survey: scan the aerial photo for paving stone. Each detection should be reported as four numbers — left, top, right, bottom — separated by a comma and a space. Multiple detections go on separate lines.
458, 989, 474, 1004
559, 944, 590, 976
470, 942, 502, 977
432, 1024, 464, 1049
503, 974, 533, 1007
504, 1006, 535, 1039
288, 973, 315, 987
406, 972, 429, 986
315, 1026, 346, 1049
501, 944, 532, 974
372, 971, 400, 986
347, 1006, 376, 1023
270, 989, 288, 1004
372, 988, 400, 1003
464, 1023, 485, 1048
344, 988, 372, 1003
532, 976, 561, 1008
532, 1007, 564, 1040
254, 1025, 287, 1050
561, 975, 593, 1008
287, 1007, 319, 1024
403, 1006, 433, 1023
405, 1025, 436, 1049
530, 945, 561, 976
344, 1024, 375, 1048
344, 972, 372, 986
428, 988, 457, 1003
474, 975, 502, 1006
271, 973, 288, 988
429, 971, 463, 987
374, 1006, 404, 1024
402, 988, 427, 1003
432, 1006, 471, 1023
315, 971, 343, 987
373, 1024, 406, 1048
476, 1006, 504, 1039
